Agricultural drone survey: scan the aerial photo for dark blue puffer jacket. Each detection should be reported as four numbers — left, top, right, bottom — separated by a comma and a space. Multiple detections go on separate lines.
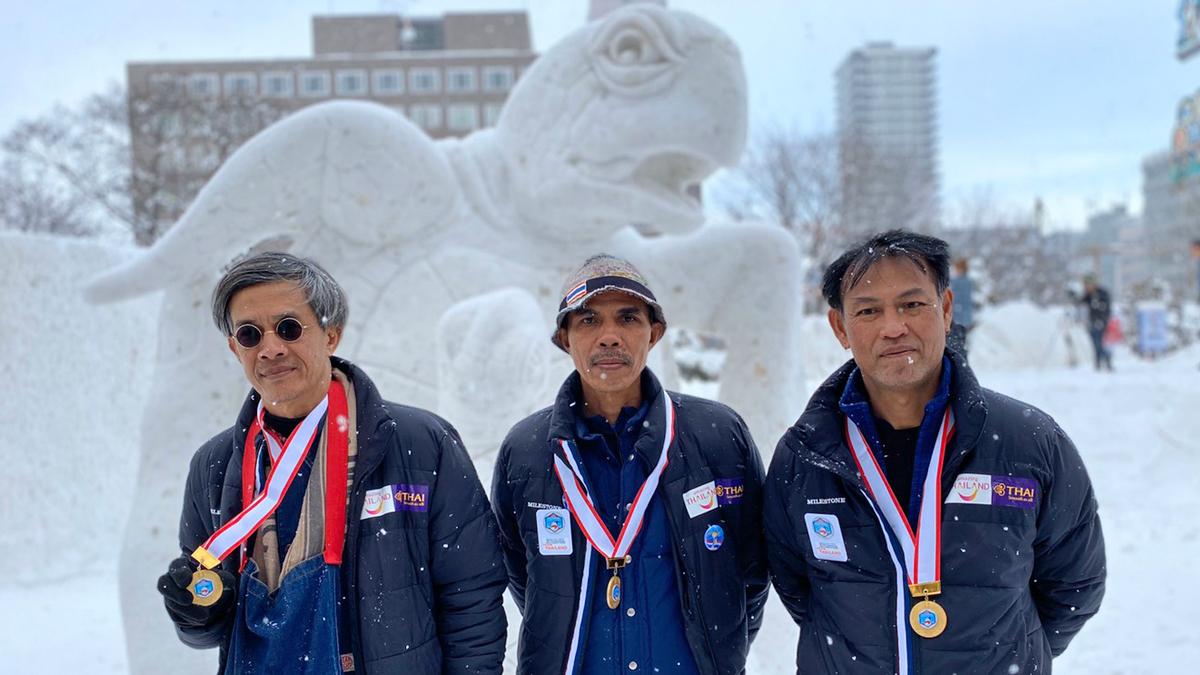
170, 358, 507, 674
763, 350, 1105, 675
491, 369, 769, 675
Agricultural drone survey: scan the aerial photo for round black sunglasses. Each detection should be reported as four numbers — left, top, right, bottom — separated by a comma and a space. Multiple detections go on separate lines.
232, 317, 307, 349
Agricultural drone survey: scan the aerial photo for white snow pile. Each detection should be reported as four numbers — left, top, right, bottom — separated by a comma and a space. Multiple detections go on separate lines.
0, 231, 158, 584
2, 231, 1197, 673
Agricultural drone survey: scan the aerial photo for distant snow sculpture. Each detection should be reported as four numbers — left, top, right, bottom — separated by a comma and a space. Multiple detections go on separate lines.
86, 6, 803, 673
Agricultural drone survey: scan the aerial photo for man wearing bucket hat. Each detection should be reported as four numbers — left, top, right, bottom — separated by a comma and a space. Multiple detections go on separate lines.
491, 254, 769, 675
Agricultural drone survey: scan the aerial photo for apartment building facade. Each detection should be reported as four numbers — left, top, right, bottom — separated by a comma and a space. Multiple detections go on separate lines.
126, 11, 537, 234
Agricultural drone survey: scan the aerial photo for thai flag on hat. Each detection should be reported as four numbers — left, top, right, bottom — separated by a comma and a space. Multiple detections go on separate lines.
564, 280, 588, 306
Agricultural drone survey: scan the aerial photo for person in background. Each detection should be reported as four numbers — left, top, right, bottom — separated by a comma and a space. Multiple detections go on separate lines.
1080, 273, 1114, 371
763, 229, 1105, 675
156, 252, 506, 674
1190, 238, 1200, 302
946, 257, 975, 360
491, 254, 769, 675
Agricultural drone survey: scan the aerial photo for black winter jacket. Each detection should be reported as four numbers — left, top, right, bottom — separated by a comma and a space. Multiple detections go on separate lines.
171, 358, 507, 674
763, 351, 1105, 675
491, 369, 769, 675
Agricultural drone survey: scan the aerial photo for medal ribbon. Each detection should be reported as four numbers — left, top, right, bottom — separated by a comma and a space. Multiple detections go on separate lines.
845, 408, 954, 591
191, 380, 345, 570
552, 388, 675, 563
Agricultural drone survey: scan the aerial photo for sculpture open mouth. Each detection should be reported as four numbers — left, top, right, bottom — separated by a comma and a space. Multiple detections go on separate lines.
630, 151, 716, 212
574, 148, 721, 233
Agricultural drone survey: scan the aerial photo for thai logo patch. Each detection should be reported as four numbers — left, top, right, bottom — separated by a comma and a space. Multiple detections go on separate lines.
714, 478, 744, 506
944, 473, 1038, 509
360, 483, 429, 520
683, 481, 719, 518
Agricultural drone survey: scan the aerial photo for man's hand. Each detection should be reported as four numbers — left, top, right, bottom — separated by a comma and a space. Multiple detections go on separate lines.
157, 556, 236, 628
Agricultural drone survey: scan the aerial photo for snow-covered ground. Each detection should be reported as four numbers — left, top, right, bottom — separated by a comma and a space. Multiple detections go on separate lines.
2, 231, 1198, 673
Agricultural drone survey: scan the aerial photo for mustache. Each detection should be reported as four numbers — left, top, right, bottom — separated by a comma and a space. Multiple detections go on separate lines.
587, 350, 633, 368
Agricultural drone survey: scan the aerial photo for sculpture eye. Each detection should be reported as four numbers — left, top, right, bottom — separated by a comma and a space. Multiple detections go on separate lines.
589, 7, 686, 95
611, 27, 659, 65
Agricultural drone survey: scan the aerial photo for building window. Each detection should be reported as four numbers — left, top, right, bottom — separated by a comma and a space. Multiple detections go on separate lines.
410, 104, 442, 130
447, 104, 479, 131
148, 73, 184, 95
373, 69, 404, 95
188, 73, 219, 97
299, 71, 331, 98
483, 103, 503, 128
224, 73, 256, 96
153, 112, 184, 138
336, 70, 368, 96
483, 66, 514, 92
262, 72, 294, 97
446, 67, 477, 93
409, 68, 441, 94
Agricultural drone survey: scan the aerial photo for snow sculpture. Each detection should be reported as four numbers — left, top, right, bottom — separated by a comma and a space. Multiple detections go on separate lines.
86, 6, 803, 673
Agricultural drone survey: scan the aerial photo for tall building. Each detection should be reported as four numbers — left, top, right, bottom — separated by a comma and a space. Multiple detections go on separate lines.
1140, 150, 1199, 300
835, 42, 940, 233
1081, 204, 1149, 298
125, 11, 537, 239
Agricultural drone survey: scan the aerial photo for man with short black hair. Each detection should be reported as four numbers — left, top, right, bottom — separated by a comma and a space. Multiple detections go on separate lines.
491, 254, 768, 675
156, 252, 506, 674
764, 230, 1105, 675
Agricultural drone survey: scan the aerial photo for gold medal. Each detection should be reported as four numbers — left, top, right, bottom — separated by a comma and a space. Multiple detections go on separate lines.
909, 598, 947, 638
606, 574, 622, 609
189, 569, 224, 607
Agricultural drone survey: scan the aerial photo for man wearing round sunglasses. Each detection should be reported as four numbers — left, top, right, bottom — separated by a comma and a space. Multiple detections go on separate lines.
155, 252, 507, 674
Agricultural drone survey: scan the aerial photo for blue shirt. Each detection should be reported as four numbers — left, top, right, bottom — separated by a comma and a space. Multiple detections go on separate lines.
572, 400, 700, 675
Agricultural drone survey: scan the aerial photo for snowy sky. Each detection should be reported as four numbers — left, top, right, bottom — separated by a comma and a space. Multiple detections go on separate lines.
2, 0, 1197, 230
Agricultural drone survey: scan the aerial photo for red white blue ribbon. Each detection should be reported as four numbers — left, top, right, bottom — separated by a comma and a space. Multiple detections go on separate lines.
191, 389, 331, 570
553, 388, 675, 675
552, 389, 675, 563
845, 408, 955, 590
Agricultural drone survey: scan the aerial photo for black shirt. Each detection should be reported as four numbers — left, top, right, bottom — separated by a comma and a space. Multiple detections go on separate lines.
875, 416, 920, 517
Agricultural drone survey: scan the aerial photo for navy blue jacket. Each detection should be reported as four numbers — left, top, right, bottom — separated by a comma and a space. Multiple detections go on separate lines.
491, 369, 769, 675
764, 350, 1106, 675
171, 358, 508, 674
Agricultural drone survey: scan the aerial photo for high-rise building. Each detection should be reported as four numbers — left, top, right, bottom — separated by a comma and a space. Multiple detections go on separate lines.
1140, 150, 1199, 299
125, 11, 537, 238
835, 42, 940, 233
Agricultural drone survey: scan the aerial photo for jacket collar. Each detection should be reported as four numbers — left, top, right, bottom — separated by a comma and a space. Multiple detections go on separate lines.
780, 347, 988, 486
232, 356, 393, 468
548, 368, 673, 471
836, 356, 953, 455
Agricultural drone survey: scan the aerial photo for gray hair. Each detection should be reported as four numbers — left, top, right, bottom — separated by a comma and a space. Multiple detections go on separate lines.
211, 252, 349, 335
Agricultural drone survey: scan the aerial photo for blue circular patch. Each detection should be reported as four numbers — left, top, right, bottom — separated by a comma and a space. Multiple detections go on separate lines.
704, 524, 724, 551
